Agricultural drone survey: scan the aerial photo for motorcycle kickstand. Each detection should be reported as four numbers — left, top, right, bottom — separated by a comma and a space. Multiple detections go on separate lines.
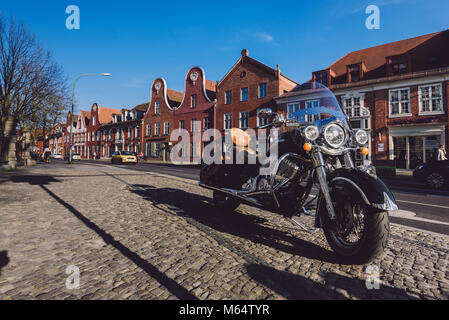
288, 214, 320, 234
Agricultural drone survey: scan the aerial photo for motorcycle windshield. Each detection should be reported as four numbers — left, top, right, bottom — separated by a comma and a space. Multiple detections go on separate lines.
287, 82, 350, 128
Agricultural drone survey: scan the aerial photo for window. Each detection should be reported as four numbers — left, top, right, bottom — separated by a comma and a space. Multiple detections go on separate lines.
146, 124, 151, 136
389, 88, 410, 116
315, 73, 328, 86
239, 111, 250, 129
155, 143, 161, 157
92, 116, 96, 126
191, 119, 201, 132
179, 120, 185, 129
287, 103, 300, 119
419, 84, 443, 114
155, 102, 160, 115
348, 65, 361, 82
257, 109, 269, 127
136, 126, 140, 138
241, 88, 248, 102
344, 97, 362, 118
391, 56, 408, 75
306, 100, 320, 122
259, 83, 267, 99
225, 91, 232, 105
224, 113, 233, 130
204, 117, 210, 130
164, 122, 170, 135
191, 94, 197, 108
155, 123, 160, 136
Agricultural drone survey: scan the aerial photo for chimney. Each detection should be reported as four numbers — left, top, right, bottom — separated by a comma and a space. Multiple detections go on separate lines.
276, 64, 281, 78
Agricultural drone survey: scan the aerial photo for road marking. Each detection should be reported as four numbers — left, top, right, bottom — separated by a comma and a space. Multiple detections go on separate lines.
395, 199, 449, 210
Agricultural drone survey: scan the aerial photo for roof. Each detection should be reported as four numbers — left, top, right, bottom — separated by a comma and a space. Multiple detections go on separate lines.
324, 31, 445, 83
167, 89, 184, 109
133, 102, 149, 112
219, 50, 297, 86
98, 107, 122, 124
80, 110, 91, 127
205, 79, 217, 101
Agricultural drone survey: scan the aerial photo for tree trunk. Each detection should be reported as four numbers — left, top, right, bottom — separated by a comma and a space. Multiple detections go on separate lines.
0, 117, 18, 169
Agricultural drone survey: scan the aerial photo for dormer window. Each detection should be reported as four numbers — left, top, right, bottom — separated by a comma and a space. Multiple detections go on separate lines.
313, 69, 334, 87
315, 72, 328, 86
387, 55, 409, 76
347, 63, 365, 83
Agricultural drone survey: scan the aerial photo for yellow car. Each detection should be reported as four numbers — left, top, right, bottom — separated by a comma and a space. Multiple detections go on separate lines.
111, 151, 138, 164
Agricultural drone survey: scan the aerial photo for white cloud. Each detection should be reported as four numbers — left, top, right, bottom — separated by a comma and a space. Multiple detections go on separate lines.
255, 33, 274, 43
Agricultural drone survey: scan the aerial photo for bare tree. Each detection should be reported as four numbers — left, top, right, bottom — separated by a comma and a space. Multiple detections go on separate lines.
0, 15, 69, 165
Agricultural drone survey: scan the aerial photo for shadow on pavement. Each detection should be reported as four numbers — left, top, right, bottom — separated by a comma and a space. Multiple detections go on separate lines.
246, 263, 419, 300
0, 251, 9, 277
130, 184, 342, 264
6, 175, 197, 300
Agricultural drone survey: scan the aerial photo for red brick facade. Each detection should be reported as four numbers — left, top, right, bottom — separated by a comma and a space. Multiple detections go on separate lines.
216, 49, 297, 132
173, 67, 216, 162
143, 79, 183, 161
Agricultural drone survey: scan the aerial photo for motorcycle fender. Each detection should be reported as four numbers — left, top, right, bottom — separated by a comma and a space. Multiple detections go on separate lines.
328, 168, 398, 212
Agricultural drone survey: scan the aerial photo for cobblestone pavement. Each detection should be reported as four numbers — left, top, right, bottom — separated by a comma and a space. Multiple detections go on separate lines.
0, 163, 448, 300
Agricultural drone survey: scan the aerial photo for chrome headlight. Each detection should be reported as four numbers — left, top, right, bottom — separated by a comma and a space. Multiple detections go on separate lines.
354, 130, 369, 146
324, 124, 346, 148
304, 126, 319, 141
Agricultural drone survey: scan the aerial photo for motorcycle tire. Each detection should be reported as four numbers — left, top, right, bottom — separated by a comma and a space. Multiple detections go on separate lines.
321, 197, 390, 265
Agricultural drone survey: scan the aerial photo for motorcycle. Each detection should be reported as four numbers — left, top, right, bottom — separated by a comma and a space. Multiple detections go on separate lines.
199, 82, 398, 264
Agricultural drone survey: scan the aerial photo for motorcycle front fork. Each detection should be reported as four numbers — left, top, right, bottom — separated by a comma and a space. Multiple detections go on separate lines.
312, 150, 354, 221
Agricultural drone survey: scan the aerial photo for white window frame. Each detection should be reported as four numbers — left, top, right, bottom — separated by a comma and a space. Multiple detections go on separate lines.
257, 108, 270, 127
155, 123, 160, 136
305, 100, 320, 122
164, 122, 170, 135
418, 84, 444, 115
258, 83, 267, 99
241, 87, 249, 102
389, 88, 411, 117
155, 102, 161, 115
224, 113, 233, 130
225, 91, 232, 105
204, 117, 210, 130
239, 111, 249, 129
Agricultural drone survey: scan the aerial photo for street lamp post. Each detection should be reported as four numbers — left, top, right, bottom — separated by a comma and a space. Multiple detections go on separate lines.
69, 73, 111, 164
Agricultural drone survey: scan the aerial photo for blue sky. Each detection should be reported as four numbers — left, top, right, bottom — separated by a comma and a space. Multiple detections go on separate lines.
1, 0, 448, 112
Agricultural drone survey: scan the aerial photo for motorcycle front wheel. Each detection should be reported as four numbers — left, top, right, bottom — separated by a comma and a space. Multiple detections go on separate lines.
320, 196, 390, 265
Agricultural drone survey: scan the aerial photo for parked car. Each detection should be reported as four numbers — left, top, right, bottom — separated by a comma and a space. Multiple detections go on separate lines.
72, 153, 82, 161
413, 160, 449, 189
111, 151, 137, 164
52, 154, 62, 159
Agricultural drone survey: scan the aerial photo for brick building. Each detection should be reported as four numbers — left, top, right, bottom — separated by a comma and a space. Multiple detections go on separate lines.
277, 30, 449, 169
143, 79, 183, 161
48, 124, 66, 157
86, 104, 121, 159
216, 49, 297, 132
173, 67, 216, 162
97, 103, 146, 158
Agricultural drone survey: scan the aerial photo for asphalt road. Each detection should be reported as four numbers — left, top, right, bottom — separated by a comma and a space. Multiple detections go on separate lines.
51, 160, 449, 236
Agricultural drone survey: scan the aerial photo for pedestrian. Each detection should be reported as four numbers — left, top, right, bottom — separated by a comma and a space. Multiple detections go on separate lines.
94, 151, 97, 161
438, 145, 448, 161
